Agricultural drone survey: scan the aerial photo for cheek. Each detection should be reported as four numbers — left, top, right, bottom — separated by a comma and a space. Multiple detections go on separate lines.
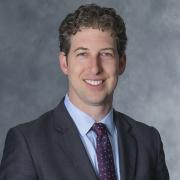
104, 63, 119, 75
68, 63, 85, 77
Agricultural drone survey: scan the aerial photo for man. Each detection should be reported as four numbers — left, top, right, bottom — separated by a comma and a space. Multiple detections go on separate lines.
0, 4, 169, 180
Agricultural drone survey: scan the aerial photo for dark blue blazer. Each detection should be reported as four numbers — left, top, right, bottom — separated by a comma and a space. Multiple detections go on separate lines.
0, 99, 169, 180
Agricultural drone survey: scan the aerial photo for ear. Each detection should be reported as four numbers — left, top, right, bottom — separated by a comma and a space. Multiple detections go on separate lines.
118, 53, 126, 75
59, 52, 68, 75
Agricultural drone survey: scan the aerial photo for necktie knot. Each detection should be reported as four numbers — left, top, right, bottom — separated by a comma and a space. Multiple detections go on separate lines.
92, 123, 107, 136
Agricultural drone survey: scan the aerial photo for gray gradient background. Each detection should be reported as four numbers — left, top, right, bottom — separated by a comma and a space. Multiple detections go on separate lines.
0, 0, 179, 179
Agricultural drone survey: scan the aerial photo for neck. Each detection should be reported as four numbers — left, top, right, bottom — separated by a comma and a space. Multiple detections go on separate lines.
68, 95, 113, 122
82, 104, 112, 122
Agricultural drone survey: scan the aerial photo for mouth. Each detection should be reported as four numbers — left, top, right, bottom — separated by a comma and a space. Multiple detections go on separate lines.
84, 79, 104, 86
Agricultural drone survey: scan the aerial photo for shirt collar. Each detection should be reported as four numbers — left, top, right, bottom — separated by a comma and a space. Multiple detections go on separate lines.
64, 94, 115, 137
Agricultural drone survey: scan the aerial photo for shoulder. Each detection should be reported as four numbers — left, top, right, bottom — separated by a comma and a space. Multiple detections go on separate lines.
5, 109, 54, 148
115, 110, 154, 129
13, 109, 54, 135
114, 110, 161, 141
6, 98, 69, 144
114, 110, 165, 158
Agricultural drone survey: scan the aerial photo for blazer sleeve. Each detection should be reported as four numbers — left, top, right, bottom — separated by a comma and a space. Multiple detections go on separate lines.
0, 127, 38, 180
153, 127, 170, 180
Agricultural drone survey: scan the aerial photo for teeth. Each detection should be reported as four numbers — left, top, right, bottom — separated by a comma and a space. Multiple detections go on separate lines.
85, 80, 103, 86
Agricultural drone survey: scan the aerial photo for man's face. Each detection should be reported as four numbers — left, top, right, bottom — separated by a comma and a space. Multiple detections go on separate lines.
59, 28, 126, 109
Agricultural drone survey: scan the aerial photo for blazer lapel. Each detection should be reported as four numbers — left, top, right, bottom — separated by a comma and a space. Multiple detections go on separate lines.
53, 99, 97, 180
114, 111, 137, 180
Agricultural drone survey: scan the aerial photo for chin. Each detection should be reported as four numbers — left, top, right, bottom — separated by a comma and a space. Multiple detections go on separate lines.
84, 96, 111, 106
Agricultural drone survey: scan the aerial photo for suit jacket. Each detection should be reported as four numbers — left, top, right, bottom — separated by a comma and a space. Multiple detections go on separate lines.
0, 99, 169, 180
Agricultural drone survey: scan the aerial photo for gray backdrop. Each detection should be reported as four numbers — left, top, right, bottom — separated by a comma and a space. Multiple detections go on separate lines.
0, 0, 179, 179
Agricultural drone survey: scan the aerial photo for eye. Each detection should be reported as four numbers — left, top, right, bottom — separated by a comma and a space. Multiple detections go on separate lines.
77, 52, 88, 57
100, 52, 113, 57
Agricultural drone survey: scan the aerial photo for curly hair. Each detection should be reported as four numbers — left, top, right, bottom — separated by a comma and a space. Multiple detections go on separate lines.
59, 4, 127, 57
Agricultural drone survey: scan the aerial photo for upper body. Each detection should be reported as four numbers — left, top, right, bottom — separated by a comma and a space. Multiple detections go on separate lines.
0, 97, 169, 180
0, 4, 169, 180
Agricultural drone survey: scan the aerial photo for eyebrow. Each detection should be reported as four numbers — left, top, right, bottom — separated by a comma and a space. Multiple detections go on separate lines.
73, 47, 89, 53
100, 48, 115, 52
73, 47, 115, 53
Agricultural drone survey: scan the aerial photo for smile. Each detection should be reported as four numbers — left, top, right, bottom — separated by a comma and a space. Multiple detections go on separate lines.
84, 80, 103, 86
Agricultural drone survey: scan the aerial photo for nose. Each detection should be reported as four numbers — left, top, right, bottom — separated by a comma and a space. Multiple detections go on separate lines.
89, 55, 102, 75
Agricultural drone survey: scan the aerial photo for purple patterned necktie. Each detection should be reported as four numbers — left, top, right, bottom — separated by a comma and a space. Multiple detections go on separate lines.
92, 123, 116, 180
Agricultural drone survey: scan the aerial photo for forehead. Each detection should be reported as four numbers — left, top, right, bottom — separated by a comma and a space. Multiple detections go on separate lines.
69, 28, 116, 50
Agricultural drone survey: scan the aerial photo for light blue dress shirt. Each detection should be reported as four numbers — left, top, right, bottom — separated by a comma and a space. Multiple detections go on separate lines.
64, 95, 121, 180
